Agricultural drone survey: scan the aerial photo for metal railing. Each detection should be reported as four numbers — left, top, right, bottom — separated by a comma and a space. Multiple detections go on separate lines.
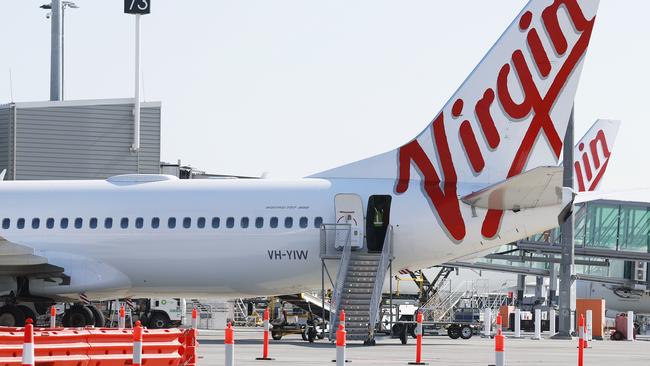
368, 225, 393, 340
323, 224, 352, 340
320, 223, 352, 259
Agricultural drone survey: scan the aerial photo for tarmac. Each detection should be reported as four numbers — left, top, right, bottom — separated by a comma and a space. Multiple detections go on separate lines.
196, 328, 649, 365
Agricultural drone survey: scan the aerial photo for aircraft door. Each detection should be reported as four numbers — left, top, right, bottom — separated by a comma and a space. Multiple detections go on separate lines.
334, 194, 365, 249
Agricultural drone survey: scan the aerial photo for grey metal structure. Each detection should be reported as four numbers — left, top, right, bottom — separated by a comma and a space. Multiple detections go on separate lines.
0, 99, 160, 180
556, 107, 576, 339
50, 0, 62, 101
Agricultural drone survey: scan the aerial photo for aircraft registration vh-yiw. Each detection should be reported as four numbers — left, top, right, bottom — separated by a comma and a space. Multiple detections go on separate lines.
0, 0, 601, 325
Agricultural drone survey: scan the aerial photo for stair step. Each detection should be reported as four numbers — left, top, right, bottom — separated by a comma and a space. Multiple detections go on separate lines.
343, 310, 370, 316
347, 271, 377, 277
348, 266, 379, 273
341, 297, 372, 304
345, 276, 376, 283
340, 306, 370, 312
340, 292, 372, 299
344, 282, 374, 288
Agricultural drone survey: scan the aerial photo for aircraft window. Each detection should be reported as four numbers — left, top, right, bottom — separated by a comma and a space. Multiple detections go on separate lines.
89, 217, 98, 229
241, 217, 249, 228
211, 217, 220, 228
255, 217, 263, 228
168, 217, 176, 229
121, 218, 129, 229
151, 217, 160, 229
183, 217, 191, 229
32, 218, 40, 229
75, 218, 83, 229
284, 217, 293, 228
2, 219, 9, 229
104, 218, 113, 229
135, 217, 144, 229
17, 218, 25, 229
197, 217, 206, 228
46, 218, 54, 229
314, 217, 323, 228
61, 218, 69, 229
226, 217, 234, 228
270, 217, 278, 228
299, 217, 308, 228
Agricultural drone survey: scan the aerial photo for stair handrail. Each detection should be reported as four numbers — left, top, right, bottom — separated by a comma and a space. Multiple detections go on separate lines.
368, 225, 394, 341
328, 224, 353, 341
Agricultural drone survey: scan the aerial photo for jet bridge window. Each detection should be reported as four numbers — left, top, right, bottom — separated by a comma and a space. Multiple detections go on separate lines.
61, 218, 69, 229
89, 218, 98, 229
31, 218, 40, 229
241, 217, 249, 228
183, 217, 191, 229
168, 217, 176, 229
151, 217, 160, 229
2, 219, 9, 229
17, 218, 25, 229
121, 218, 129, 229
270, 217, 278, 228
75, 218, 83, 229
197, 217, 206, 228
255, 217, 264, 228
314, 217, 323, 228
46, 218, 54, 229
226, 217, 235, 229
299, 217, 308, 228
284, 217, 293, 228
104, 218, 113, 229
135, 217, 144, 229
211, 217, 220, 228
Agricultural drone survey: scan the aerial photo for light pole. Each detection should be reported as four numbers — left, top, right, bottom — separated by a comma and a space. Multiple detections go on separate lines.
41, 1, 78, 101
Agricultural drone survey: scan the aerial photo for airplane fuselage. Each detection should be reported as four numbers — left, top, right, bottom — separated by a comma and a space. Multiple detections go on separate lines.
0, 175, 562, 300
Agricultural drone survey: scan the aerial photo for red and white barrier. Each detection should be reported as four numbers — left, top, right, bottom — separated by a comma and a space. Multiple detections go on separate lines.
191, 308, 198, 329
133, 320, 143, 366
578, 315, 585, 366
49, 306, 56, 328
256, 308, 273, 361
21, 318, 34, 366
513, 308, 521, 338
119, 305, 126, 329
532, 308, 541, 340
336, 324, 346, 366
408, 311, 426, 365
495, 314, 505, 366
225, 322, 235, 366
626, 311, 634, 341
340, 309, 345, 329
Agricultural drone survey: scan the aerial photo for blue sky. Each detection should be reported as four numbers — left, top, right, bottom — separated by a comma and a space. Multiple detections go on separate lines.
0, 1, 646, 191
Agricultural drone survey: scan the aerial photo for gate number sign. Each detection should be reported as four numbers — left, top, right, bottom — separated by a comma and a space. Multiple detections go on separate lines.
125, 0, 150, 14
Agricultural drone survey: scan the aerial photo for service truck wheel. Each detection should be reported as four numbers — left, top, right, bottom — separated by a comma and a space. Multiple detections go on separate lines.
301, 327, 309, 341
148, 312, 169, 329
459, 325, 473, 339
271, 331, 282, 340
308, 327, 317, 343
447, 325, 461, 339
0, 305, 25, 326
63, 304, 94, 327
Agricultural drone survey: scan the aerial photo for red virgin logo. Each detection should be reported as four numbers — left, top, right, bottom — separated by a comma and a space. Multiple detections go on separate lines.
395, 1, 597, 242
574, 129, 611, 192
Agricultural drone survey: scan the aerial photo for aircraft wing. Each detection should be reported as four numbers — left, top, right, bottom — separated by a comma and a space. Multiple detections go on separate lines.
0, 236, 65, 277
461, 166, 568, 210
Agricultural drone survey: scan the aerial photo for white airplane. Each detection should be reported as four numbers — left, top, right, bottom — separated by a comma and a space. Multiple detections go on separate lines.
392, 118, 621, 294
0, 0, 601, 326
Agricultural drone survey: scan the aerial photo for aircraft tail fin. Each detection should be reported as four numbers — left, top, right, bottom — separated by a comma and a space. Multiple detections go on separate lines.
572, 119, 620, 192
311, 0, 601, 188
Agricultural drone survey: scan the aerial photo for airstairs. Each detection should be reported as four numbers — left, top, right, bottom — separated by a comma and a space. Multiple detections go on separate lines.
321, 224, 393, 344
